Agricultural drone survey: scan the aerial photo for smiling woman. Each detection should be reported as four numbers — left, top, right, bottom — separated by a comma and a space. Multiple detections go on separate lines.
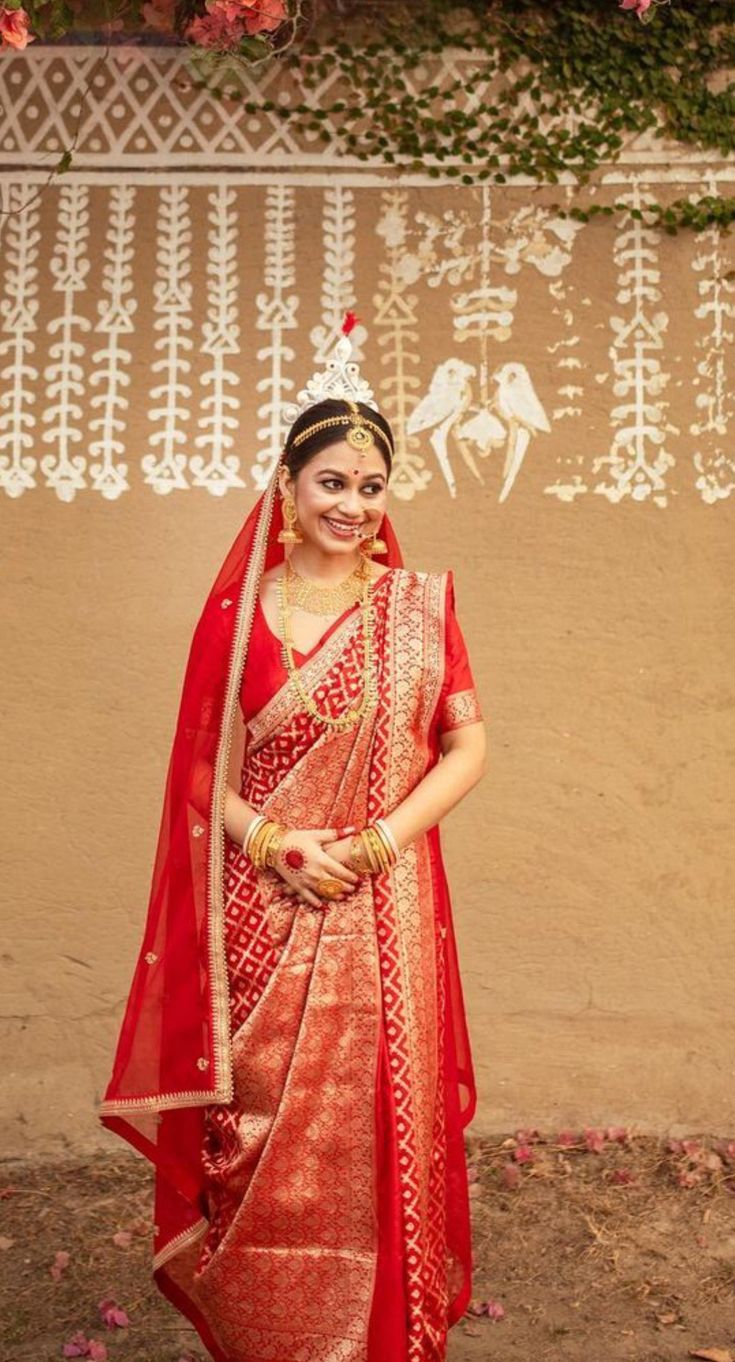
99, 317, 486, 1362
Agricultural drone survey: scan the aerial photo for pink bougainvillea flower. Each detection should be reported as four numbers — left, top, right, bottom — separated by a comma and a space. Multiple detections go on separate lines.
50, 1249, 71, 1281
185, 4, 245, 51
185, 0, 286, 47
0, 5, 35, 49
556, 1129, 581, 1147
512, 1143, 534, 1164
87, 1343, 107, 1361
62, 1333, 91, 1358
619, 0, 653, 14
111, 1229, 132, 1248
98, 1297, 130, 1329
241, 0, 287, 36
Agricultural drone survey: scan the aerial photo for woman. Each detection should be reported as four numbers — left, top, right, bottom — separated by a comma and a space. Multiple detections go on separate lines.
99, 318, 486, 1362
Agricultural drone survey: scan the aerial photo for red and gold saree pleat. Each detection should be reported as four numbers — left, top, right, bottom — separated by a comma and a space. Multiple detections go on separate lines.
161, 567, 473, 1362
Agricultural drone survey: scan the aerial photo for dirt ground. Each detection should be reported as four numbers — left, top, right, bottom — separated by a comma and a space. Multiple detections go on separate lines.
1, 1128, 734, 1362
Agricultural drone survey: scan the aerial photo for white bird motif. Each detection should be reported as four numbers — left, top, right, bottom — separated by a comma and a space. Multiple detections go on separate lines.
409, 357, 550, 502
491, 362, 551, 503
406, 358, 476, 498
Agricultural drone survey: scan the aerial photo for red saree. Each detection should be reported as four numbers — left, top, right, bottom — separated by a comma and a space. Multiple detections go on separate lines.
99, 457, 482, 1362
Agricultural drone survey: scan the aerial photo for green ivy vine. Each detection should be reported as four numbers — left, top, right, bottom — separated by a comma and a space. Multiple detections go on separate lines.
188, 0, 735, 233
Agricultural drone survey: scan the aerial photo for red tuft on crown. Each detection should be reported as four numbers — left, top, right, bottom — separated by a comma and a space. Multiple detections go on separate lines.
282, 307, 378, 425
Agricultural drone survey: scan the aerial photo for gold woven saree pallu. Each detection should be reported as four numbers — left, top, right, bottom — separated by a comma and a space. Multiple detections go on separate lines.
162, 568, 451, 1362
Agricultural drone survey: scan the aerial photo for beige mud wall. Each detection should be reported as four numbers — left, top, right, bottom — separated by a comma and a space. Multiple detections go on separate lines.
1, 46, 734, 1156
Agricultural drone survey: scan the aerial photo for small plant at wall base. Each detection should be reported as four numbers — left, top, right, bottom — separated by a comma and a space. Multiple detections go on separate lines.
2, 0, 735, 233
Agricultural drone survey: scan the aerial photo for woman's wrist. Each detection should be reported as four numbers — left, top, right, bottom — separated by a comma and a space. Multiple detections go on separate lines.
348, 819, 401, 876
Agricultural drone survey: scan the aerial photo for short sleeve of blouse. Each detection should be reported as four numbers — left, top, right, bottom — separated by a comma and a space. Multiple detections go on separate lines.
436, 570, 484, 734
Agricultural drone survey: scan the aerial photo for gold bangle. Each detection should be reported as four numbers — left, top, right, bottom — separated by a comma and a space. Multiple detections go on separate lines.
264, 824, 288, 870
262, 823, 286, 869
247, 819, 285, 870
367, 825, 391, 870
347, 836, 361, 872
249, 822, 271, 869
359, 828, 380, 874
363, 825, 389, 873
374, 817, 399, 864
243, 812, 266, 857
371, 821, 397, 868
348, 834, 370, 876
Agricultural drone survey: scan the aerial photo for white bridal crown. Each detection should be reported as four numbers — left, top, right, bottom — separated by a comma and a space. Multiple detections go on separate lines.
282, 312, 393, 458
282, 312, 380, 425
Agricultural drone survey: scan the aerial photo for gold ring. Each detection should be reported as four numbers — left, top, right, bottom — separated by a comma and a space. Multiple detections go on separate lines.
316, 877, 345, 900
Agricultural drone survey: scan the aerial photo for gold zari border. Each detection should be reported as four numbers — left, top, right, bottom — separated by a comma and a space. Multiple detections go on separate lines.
442, 687, 482, 730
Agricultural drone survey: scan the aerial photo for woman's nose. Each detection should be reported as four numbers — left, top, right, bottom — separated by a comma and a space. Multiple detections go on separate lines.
336, 488, 364, 516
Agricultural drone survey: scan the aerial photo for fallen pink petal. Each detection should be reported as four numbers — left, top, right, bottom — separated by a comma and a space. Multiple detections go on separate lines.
515, 1126, 541, 1144
98, 1297, 130, 1328
62, 1332, 90, 1358
50, 1249, 71, 1281
583, 1127, 607, 1153
611, 1167, 635, 1184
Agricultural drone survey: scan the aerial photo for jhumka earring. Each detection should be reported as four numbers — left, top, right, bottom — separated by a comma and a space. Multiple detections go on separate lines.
360, 528, 387, 556
277, 494, 303, 545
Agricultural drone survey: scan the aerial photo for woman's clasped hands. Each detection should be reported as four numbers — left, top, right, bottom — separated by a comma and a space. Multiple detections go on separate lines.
274, 826, 362, 910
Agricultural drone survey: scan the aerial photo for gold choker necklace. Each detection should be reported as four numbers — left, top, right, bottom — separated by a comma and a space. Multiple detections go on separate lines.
284, 556, 368, 616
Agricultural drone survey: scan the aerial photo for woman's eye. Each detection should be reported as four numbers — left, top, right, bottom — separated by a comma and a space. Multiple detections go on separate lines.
322, 480, 382, 494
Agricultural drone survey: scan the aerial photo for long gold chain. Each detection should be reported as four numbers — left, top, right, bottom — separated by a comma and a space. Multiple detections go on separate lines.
276, 556, 378, 730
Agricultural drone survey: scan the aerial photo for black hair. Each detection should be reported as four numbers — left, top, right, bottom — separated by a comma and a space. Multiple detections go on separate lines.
283, 399, 394, 479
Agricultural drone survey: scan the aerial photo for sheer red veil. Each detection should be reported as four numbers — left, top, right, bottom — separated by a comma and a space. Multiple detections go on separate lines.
98, 451, 405, 1249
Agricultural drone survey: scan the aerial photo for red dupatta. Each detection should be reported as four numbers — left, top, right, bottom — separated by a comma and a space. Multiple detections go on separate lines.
98, 458, 403, 1221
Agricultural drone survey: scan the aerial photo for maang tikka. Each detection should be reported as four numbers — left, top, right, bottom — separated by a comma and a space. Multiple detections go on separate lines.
280, 311, 390, 554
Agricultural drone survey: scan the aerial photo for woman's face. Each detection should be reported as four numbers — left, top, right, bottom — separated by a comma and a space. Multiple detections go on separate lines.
280, 439, 389, 557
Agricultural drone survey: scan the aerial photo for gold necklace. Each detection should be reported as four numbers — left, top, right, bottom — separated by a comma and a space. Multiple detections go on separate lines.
276, 557, 378, 730
285, 556, 366, 615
